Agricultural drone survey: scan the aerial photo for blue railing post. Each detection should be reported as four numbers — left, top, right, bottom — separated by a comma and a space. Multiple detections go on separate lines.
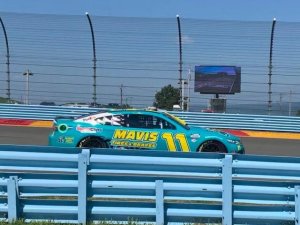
222, 155, 233, 225
78, 149, 90, 224
295, 186, 300, 225
155, 180, 164, 225
7, 176, 19, 222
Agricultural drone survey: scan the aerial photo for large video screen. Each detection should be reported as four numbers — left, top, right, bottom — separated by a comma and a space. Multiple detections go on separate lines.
194, 66, 241, 94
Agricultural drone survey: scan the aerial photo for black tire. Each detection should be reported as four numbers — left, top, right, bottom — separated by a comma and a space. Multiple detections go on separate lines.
78, 136, 108, 148
198, 140, 227, 153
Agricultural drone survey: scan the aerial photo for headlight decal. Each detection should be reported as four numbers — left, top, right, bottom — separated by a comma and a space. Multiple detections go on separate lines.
227, 139, 240, 145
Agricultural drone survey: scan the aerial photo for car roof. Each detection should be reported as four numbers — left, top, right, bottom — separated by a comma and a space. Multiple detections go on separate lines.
76, 109, 167, 120
106, 109, 166, 115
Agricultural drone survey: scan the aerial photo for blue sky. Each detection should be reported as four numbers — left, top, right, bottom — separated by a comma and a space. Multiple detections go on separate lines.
1, 0, 300, 22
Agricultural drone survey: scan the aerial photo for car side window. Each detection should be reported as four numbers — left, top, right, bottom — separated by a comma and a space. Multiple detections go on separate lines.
155, 117, 175, 130
125, 114, 152, 128
124, 114, 175, 129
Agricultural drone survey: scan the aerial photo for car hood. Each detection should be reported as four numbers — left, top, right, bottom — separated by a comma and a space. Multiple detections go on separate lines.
189, 126, 240, 140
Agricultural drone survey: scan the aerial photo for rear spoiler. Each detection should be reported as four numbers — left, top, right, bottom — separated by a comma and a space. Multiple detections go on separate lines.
54, 116, 77, 121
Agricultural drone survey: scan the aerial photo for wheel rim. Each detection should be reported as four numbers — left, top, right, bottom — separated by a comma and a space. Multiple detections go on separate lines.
200, 141, 226, 153
79, 137, 107, 148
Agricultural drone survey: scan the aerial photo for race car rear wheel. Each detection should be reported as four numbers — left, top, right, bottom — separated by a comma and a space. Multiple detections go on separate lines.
78, 136, 109, 148
198, 140, 227, 153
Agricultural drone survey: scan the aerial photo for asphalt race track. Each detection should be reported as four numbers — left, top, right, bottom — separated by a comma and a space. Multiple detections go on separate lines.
0, 126, 300, 157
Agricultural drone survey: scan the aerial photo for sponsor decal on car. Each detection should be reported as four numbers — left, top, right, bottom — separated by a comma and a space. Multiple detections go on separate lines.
190, 133, 200, 143
111, 140, 157, 149
190, 133, 200, 139
76, 125, 102, 133
111, 129, 159, 149
58, 136, 74, 144
113, 130, 159, 141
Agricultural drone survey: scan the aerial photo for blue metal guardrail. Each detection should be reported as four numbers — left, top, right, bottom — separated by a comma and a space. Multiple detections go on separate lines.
1, 145, 300, 224
0, 104, 300, 132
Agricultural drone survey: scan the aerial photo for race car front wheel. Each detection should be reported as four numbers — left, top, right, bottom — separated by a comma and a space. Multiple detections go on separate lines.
198, 140, 227, 153
78, 136, 109, 148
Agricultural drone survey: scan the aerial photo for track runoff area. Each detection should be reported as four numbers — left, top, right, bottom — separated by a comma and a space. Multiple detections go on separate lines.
0, 118, 300, 140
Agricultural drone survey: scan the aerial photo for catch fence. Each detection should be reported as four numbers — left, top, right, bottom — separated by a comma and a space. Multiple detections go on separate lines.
0, 13, 300, 115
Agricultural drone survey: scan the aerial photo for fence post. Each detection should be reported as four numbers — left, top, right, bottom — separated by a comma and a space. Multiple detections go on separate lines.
7, 176, 19, 222
222, 155, 233, 225
78, 149, 90, 225
295, 186, 300, 225
155, 180, 164, 225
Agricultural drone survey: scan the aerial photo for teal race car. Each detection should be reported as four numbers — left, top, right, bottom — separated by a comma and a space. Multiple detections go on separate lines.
48, 109, 245, 154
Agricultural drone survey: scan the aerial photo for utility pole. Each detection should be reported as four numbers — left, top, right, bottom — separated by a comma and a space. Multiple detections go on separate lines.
186, 68, 191, 111
279, 93, 283, 115
289, 90, 292, 116
120, 84, 123, 107
23, 69, 33, 105
180, 68, 192, 112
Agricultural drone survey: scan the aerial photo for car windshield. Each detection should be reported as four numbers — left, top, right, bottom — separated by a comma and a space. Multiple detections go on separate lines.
163, 112, 190, 130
